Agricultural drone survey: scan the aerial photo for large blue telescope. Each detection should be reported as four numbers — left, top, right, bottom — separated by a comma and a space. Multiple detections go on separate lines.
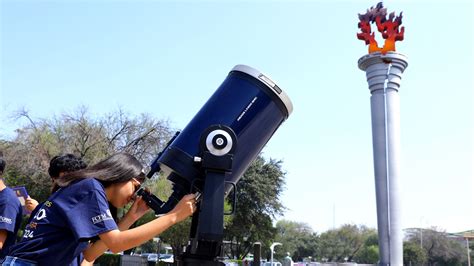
147, 65, 292, 266
149, 65, 292, 206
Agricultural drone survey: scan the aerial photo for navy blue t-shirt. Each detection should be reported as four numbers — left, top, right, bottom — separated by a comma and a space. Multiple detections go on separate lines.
25, 207, 85, 266
0, 187, 23, 259
8, 178, 118, 265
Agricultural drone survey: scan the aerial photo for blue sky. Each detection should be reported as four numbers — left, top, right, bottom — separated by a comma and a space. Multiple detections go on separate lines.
1, 0, 472, 233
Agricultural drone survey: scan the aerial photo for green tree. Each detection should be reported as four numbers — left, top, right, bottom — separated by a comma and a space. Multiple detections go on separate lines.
274, 220, 318, 261
124, 174, 175, 254
224, 156, 286, 260
159, 218, 192, 261
136, 239, 158, 254
293, 232, 319, 262
405, 227, 468, 265
318, 224, 373, 262
403, 242, 427, 266
363, 230, 379, 246
353, 229, 378, 264
318, 229, 340, 262
354, 245, 378, 264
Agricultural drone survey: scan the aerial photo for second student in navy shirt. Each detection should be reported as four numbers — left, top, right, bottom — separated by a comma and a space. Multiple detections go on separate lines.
24, 154, 88, 266
0, 154, 23, 261
4, 152, 197, 266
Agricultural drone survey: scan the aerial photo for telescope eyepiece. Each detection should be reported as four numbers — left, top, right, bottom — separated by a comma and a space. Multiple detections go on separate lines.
135, 187, 165, 214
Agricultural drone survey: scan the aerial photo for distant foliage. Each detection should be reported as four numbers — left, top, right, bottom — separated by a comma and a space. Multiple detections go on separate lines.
159, 218, 192, 259
224, 156, 286, 260
403, 242, 427, 265
354, 244, 379, 264
404, 227, 468, 265
0, 106, 174, 203
353, 229, 379, 264
318, 224, 376, 262
274, 220, 318, 261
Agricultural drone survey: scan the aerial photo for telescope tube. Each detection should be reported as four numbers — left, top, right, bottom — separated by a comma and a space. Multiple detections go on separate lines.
153, 65, 293, 212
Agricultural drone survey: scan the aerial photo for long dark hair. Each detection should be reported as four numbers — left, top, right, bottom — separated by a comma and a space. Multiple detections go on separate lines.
56, 153, 145, 188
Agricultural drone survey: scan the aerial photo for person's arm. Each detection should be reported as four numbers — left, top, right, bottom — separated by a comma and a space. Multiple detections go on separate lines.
0, 229, 7, 250
98, 193, 196, 254
0, 201, 20, 250
82, 197, 150, 263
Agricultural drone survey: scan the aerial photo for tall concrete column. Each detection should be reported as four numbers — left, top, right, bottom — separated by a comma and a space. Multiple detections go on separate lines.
358, 52, 408, 266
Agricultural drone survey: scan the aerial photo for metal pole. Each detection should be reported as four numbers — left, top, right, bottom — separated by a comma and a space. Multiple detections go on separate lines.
271, 248, 274, 266
270, 243, 282, 266
254, 242, 261, 266
467, 238, 471, 266
420, 228, 423, 249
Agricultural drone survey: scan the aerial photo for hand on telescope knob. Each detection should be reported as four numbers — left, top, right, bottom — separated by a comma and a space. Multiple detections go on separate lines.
126, 196, 150, 222
169, 193, 197, 224
25, 197, 39, 212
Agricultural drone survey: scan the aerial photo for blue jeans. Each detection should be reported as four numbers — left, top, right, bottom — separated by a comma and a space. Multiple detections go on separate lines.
2, 256, 37, 266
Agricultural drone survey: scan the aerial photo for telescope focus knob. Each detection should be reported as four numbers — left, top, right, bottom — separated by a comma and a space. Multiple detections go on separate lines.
205, 129, 233, 156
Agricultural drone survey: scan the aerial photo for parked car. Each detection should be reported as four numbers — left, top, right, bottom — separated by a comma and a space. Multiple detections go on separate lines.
159, 254, 174, 263
141, 253, 159, 262
262, 262, 282, 266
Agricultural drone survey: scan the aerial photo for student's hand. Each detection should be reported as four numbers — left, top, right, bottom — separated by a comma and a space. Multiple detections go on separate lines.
169, 194, 197, 224
126, 197, 150, 222
25, 197, 39, 212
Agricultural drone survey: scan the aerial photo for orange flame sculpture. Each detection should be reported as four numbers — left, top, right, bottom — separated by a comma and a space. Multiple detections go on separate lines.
357, 2, 405, 54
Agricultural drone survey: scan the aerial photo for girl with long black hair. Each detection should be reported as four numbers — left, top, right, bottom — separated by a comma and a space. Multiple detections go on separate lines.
3, 153, 196, 265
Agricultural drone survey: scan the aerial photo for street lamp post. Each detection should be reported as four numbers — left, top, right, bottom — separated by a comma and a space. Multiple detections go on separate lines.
270, 242, 282, 266
420, 216, 425, 249
466, 238, 471, 266
153, 237, 161, 261
254, 242, 262, 266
